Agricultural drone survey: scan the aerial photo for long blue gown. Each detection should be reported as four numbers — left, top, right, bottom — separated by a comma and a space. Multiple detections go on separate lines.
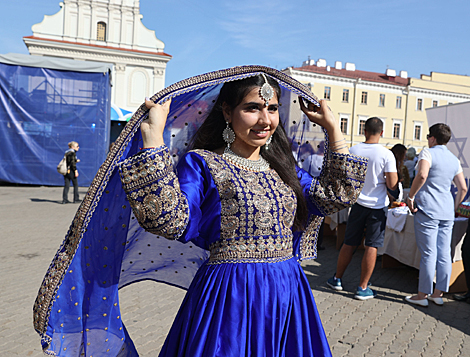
118, 146, 367, 356
33, 65, 368, 357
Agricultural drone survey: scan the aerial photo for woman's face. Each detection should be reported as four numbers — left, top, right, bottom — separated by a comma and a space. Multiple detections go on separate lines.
224, 86, 279, 158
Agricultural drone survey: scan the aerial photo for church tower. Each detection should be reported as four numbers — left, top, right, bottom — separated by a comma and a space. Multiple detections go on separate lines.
23, 0, 171, 112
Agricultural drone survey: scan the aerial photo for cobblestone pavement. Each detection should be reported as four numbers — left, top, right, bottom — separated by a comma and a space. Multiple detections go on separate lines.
1, 185, 469, 356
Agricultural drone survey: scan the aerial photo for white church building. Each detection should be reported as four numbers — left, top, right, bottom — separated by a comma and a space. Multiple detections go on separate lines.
23, 0, 171, 113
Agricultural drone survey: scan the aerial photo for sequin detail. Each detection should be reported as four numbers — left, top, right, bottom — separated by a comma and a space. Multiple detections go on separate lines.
194, 150, 296, 264
119, 147, 189, 239
309, 151, 367, 216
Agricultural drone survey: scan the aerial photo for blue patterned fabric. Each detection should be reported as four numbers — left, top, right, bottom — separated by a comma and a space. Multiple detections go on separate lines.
33, 65, 367, 356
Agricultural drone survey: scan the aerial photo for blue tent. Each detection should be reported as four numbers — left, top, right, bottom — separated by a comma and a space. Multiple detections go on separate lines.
0, 53, 112, 186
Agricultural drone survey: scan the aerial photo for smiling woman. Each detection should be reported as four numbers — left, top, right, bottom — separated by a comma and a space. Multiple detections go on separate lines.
33, 66, 368, 357
224, 87, 279, 158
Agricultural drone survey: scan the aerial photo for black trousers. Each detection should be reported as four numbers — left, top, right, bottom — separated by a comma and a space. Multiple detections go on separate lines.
462, 222, 470, 291
63, 172, 79, 202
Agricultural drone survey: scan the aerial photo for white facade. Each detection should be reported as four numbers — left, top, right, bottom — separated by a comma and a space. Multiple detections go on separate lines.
24, 0, 171, 112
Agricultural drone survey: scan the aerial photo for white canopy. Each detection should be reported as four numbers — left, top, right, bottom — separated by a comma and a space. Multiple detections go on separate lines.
0, 53, 113, 73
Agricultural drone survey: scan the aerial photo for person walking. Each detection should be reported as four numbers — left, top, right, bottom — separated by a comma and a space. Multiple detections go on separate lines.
327, 117, 398, 300
62, 141, 80, 204
405, 123, 467, 306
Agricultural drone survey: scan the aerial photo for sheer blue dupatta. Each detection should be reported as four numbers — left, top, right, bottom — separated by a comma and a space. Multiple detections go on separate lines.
33, 65, 325, 356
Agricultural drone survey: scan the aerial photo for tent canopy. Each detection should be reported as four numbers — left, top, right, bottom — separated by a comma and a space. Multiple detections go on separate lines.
0, 53, 112, 186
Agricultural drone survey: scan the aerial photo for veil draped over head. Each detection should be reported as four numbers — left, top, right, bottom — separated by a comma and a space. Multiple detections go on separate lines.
33, 65, 328, 356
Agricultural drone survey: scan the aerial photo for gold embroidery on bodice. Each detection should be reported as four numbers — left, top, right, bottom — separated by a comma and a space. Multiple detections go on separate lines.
194, 150, 296, 264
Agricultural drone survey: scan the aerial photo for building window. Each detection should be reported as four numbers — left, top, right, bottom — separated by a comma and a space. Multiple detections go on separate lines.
361, 91, 367, 104
396, 96, 402, 109
379, 94, 385, 107
97, 22, 107, 41
417, 98, 423, 111
433, 100, 438, 107
358, 119, 366, 136
342, 89, 349, 102
393, 122, 401, 139
324, 86, 331, 100
414, 124, 422, 141
340, 117, 348, 134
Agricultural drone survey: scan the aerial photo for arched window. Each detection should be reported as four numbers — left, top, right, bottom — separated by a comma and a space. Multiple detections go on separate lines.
97, 22, 106, 41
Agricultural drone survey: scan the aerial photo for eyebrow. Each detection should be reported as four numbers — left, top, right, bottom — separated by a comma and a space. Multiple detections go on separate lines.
242, 101, 279, 107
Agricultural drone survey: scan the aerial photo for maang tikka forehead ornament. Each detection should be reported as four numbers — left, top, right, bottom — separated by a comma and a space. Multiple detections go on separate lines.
259, 73, 274, 106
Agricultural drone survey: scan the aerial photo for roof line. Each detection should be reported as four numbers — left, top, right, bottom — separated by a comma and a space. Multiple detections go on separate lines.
291, 65, 409, 87
23, 36, 172, 58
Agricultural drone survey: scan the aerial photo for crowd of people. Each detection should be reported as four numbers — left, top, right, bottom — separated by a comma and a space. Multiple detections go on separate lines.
325, 121, 469, 308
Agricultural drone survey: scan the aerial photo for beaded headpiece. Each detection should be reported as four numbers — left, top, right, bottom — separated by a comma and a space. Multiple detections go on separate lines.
259, 73, 274, 107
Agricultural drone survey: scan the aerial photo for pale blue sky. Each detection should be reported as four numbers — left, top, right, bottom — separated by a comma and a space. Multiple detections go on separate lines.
1, 0, 469, 87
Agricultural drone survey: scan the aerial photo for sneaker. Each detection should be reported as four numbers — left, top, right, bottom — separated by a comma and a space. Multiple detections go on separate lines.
354, 286, 377, 300
327, 276, 343, 291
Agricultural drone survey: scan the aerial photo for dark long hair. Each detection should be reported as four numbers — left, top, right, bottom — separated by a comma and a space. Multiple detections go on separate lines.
391, 143, 407, 181
189, 75, 308, 230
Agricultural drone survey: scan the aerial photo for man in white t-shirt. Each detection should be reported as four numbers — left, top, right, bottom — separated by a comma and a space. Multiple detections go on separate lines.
327, 117, 398, 300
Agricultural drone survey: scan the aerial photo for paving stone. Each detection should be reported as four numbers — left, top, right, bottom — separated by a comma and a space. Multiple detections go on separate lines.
414, 331, 432, 341
387, 340, 408, 354
330, 342, 351, 357
339, 335, 357, 346
383, 323, 403, 335
378, 332, 396, 344
399, 350, 421, 357
440, 346, 463, 357
367, 342, 389, 356
421, 347, 443, 357
357, 332, 379, 346
347, 343, 369, 356
407, 339, 427, 351
366, 325, 385, 336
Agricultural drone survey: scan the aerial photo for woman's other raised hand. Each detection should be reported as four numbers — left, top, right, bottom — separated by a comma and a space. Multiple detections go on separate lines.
299, 98, 348, 154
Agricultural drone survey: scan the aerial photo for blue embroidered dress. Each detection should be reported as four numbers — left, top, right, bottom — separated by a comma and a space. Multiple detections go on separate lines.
119, 146, 366, 356
33, 65, 368, 357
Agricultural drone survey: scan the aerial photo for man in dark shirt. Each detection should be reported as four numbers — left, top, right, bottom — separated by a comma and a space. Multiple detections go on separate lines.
62, 141, 80, 204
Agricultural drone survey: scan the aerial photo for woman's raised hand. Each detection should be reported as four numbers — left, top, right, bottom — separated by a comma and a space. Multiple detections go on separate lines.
299, 97, 348, 154
141, 98, 172, 148
299, 98, 336, 131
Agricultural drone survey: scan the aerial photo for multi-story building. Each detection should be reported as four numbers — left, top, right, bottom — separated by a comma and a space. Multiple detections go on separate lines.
283, 59, 470, 150
23, 0, 171, 113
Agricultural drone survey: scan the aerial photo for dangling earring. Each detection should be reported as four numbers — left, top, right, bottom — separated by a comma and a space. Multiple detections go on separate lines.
265, 135, 273, 150
222, 121, 235, 149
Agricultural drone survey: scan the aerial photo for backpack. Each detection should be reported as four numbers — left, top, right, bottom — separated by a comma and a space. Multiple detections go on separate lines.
57, 156, 67, 175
